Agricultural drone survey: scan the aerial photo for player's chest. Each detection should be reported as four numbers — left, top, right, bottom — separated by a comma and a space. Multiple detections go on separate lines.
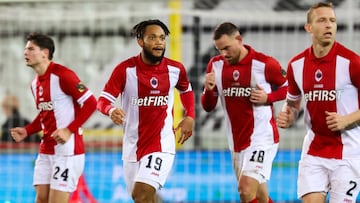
221, 66, 252, 88
34, 77, 65, 103
126, 68, 173, 96
302, 60, 337, 91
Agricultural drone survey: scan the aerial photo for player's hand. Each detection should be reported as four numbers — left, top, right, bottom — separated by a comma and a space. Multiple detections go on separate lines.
325, 111, 348, 131
250, 84, 267, 105
10, 127, 28, 142
110, 108, 126, 125
205, 68, 215, 91
51, 128, 72, 144
175, 116, 194, 144
276, 105, 293, 128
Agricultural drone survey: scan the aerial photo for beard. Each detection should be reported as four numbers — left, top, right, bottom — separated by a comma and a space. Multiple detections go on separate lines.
226, 54, 240, 65
143, 46, 165, 64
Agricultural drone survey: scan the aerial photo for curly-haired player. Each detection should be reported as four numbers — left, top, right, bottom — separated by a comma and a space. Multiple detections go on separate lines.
97, 19, 195, 203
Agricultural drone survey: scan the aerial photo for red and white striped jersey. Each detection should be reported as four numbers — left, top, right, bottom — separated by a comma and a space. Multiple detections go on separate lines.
287, 42, 360, 159
201, 45, 287, 152
29, 62, 96, 155
98, 55, 193, 161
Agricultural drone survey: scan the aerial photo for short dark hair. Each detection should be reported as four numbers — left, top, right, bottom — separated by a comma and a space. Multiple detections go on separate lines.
307, 2, 334, 23
213, 22, 240, 40
26, 32, 55, 60
131, 19, 170, 39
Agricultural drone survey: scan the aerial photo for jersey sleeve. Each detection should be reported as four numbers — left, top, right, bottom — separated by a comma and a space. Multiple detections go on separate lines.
175, 63, 192, 93
201, 61, 218, 112
264, 57, 288, 103
286, 61, 302, 101
97, 63, 126, 115
67, 95, 97, 133
59, 69, 90, 102
180, 91, 195, 119
25, 113, 42, 135
349, 54, 360, 89
175, 63, 195, 118
58, 68, 97, 133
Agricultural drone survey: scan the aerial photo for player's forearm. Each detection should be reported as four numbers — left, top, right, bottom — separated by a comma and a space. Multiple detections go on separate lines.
287, 99, 301, 122
344, 110, 360, 127
267, 84, 287, 103
201, 88, 218, 112
25, 114, 42, 136
180, 91, 195, 119
97, 96, 114, 116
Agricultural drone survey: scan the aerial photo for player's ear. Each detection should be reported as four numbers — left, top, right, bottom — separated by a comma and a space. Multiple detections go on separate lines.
304, 23, 311, 34
42, 48, 50, 60
235, 35, 242, 42
137, 38, 144, 47
235, 34, 243, 47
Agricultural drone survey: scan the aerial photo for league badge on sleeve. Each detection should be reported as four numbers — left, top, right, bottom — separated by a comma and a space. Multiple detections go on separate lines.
77, 82, 86, 93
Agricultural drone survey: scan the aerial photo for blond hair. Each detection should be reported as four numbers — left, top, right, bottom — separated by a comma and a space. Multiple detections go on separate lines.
307, 2, 334, 23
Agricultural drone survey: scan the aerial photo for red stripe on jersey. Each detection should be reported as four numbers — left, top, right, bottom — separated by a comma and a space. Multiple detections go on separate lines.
135, 60, 171, 158
35, 73, 58, 154
302, 52, 342, 158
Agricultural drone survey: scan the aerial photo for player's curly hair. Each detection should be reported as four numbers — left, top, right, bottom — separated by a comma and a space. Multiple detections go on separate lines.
131, 19, 170, 39
26, 32, 55, 60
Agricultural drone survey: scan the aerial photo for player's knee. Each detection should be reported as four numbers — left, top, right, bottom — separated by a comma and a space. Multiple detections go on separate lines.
239, 189, 256, 202
256, 190, 269, 202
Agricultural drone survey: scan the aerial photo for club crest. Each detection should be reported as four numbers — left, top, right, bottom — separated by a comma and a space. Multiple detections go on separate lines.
150, 77, 158, 88
315, 69, 322, 82
38, 86, 43, 96
233, 70, 240, 81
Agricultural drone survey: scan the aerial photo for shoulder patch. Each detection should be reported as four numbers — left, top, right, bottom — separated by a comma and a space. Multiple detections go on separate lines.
77, 82, 86, 93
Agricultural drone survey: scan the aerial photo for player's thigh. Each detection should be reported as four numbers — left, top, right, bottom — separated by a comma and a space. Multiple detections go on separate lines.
329, 160, 360, 203
50, 154, 85, 193
34, 154, 53, 186
123, 152, 175, 194
123, 161, 139, 195
302, 192, 326, 203
136, 152, 174, 189
35, 184, 50, 203
132, 181, 156, 201
232, 144, 278, 183
34, 154, 52, 202
49, 189, 71, 203
297, 155, 330, 199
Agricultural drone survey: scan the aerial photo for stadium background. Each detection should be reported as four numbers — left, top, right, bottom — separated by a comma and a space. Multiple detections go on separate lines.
0, 0, 359, 202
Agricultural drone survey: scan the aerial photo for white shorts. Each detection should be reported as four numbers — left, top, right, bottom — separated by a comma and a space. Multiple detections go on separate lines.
33, 153, 85, 193
123, 152, 174, 195
231, 143, 278, 184
298, 154, 360, 203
